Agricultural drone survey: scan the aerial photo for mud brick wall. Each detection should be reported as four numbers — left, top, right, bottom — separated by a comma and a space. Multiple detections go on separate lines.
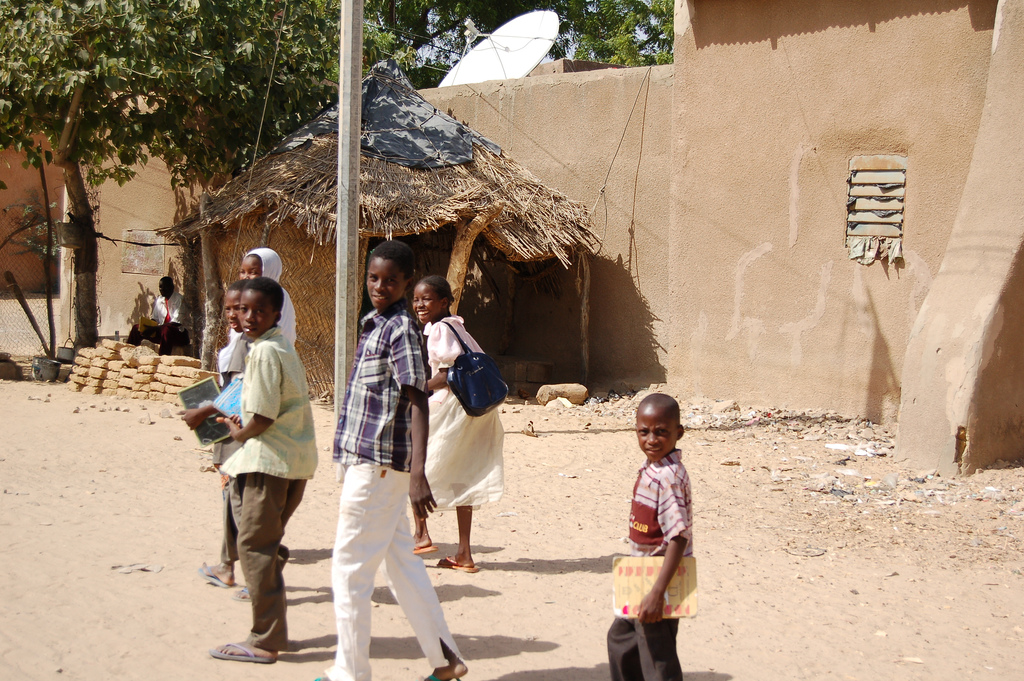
67, 340, 217, 403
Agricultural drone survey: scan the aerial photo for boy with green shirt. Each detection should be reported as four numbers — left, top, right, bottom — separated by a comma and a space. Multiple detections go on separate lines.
210, 276, 317, 664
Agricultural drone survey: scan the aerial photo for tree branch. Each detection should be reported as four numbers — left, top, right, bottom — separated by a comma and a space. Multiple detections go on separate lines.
54, 84, 85, 168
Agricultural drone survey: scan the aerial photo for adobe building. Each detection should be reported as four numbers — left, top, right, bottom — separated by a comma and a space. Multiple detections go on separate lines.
424, 0, 1022, 475
0, 144, 63, 293
30, 0, 1021, 475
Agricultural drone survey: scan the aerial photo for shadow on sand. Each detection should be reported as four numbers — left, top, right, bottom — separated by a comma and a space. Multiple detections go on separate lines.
283, 633, 559, 664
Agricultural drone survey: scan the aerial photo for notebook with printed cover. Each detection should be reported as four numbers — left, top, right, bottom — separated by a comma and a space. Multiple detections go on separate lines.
612, 556, 697, 619
213, 375, 243, 419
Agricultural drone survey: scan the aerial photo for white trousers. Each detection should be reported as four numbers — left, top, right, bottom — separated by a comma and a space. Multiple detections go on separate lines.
325, 463, 460, 681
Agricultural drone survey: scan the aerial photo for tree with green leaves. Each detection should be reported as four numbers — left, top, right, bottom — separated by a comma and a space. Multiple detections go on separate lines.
0, 0, 336, 346
355, 1, 673, 89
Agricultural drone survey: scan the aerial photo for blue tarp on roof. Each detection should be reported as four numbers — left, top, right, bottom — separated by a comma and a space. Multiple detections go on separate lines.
272, 60, 500, 169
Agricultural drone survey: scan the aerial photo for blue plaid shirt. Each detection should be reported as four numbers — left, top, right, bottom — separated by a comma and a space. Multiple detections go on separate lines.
333, 299, 428, 472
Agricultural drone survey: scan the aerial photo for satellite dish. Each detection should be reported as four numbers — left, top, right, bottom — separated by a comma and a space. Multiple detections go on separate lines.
439, 10, 559, 88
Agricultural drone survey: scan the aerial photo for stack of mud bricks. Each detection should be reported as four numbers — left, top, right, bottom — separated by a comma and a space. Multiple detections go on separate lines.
67, 339, 217, 403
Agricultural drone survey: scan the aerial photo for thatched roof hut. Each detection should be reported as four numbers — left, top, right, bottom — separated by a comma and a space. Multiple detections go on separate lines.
166, 62, 598, 399
174, 132, 596, 267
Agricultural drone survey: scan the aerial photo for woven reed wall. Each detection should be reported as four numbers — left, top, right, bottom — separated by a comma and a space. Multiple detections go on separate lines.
206, 219, 552, 402
211, 218, 338, 401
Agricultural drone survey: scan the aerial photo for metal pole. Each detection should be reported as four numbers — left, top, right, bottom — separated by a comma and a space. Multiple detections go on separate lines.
335, 0, 364, 420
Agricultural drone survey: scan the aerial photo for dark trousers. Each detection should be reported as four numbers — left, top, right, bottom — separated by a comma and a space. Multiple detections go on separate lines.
236, 472, 306, 652
126, 322, 190, 355
219, 473, 245, 566
607, 617, 682, 681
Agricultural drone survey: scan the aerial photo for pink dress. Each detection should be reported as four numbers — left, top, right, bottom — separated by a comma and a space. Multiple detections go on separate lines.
423, 316, 504, 508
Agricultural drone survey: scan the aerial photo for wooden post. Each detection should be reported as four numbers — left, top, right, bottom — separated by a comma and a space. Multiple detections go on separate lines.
199, 231, 223, 371
499, 264, 516, 354
446, 203, 503, 315
577, 254, 591, 385
335, 0, 364, 418
38, 165, 56, 358
4, 271, 49, 355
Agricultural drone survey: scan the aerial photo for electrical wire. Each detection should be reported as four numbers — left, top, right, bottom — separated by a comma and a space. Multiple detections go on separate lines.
589, 67, 653, 255
232, 1, 290, 263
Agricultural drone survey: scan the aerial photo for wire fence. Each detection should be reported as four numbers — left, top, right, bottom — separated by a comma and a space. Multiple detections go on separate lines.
0, 200, 60, 358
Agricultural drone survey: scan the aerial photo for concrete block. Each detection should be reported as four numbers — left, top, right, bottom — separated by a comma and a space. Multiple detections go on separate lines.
536, 383, 589, 406
101, 339, 130, 352
0, 361, 21, 381
160, 355, 201, 368
118, 346, 138, 367
525, 361, 553, 384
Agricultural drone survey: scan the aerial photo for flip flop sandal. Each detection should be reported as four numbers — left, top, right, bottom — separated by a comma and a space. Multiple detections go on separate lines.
232, 586, 250, 602
437, 556, 480, 573
208, 642, 276, 664
197, 563, 233, 589
413, 544, 439, 555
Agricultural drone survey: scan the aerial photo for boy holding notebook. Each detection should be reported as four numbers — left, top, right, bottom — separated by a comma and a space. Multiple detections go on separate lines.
608, 393, 693, 681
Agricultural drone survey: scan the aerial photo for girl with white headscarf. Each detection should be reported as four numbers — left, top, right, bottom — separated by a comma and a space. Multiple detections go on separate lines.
239, 247, 297, 344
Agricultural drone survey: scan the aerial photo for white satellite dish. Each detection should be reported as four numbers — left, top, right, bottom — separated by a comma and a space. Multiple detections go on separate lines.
439, 10, 559, 88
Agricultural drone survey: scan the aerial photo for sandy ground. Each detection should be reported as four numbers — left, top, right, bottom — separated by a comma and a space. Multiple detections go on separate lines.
2, 379, 1023, 681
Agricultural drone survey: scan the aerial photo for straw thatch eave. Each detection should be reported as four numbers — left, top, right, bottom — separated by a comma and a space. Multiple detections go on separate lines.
168, 135, 598, 268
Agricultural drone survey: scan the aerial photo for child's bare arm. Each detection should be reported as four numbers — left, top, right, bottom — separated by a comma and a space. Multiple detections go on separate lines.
637, 536, 687, 623
425, 368, 448, 392
404, 384, 436, 519
218, 413, 273, 443
182, 404, 219, 430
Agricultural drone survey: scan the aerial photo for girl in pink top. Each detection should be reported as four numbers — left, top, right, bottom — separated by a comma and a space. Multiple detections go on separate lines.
411, 276, 504, 572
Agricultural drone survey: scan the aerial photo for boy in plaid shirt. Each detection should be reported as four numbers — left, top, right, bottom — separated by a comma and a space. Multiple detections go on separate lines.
323, 241, 467, 681
607, 393, 692, 681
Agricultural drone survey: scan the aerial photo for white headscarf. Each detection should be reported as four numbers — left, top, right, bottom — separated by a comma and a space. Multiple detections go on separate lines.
245, 247, 297, 344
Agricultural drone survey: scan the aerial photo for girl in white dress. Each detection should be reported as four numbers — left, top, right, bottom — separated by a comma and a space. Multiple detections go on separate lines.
412, 276, 504, 572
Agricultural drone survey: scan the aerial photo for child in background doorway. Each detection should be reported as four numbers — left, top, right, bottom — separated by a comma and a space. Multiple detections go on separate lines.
607, 393, 692, 681
410, 275, 504, 572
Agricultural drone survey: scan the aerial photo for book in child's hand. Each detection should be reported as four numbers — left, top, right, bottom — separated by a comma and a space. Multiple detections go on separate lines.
612, 556, 697, 619
177, 377, 231, 446
213, 376, 243, 418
